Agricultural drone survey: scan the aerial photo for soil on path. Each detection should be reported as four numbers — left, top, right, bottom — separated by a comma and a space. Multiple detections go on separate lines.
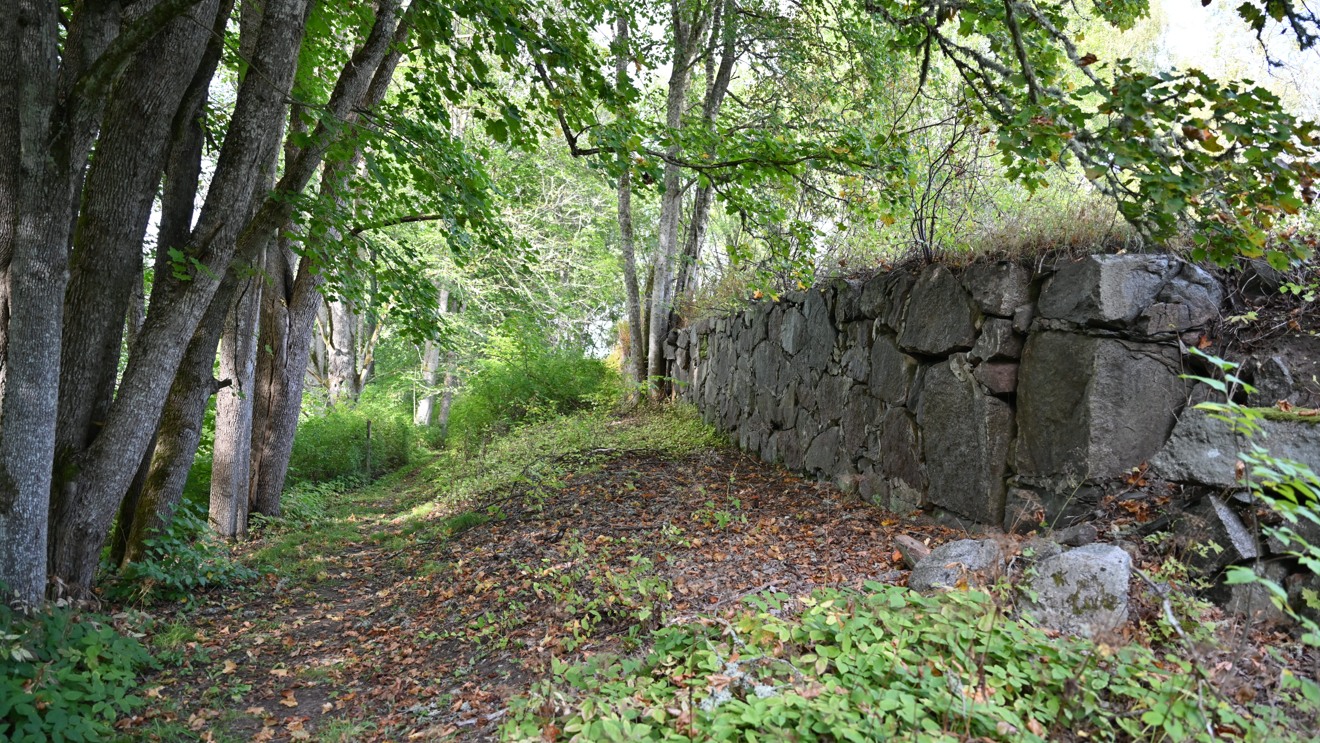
125, 445, 962, 742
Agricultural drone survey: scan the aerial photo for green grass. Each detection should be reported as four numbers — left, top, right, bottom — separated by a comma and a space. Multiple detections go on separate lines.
1253, 407, 1320, 425
245, 405, 724, 587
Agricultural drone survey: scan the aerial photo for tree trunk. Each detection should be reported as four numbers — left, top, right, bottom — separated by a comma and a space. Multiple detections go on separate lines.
55, 0, 221, 470
0, 1, 64, 607
250, 253, 326, 517
674, 0, 736, 306
209, 245, 265, 539
326, 297, 361, 405
614, 14, 645, 393
414, 287, 450, 425
415, 340, 442, 426
48, 0, 312, 596
645, 5, 708, 397
121, 279, 235, 566
437, 352, 459, 440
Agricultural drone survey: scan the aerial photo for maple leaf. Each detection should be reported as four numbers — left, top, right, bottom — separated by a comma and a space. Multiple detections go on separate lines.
280, 690, 299, 708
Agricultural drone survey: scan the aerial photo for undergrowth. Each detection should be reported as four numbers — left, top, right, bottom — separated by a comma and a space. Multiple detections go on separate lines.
1, 600, 153, 742
505, 585, 1320, 742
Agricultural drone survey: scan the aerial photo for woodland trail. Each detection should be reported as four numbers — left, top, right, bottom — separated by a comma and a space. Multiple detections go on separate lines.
125, 422, 963, 742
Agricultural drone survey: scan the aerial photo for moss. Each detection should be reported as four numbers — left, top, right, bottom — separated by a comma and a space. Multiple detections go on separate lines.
1251, 407, 1320, 426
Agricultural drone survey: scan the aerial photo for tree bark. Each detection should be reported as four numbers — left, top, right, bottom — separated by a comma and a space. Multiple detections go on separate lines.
674, 0, 736, 306
614, 14, 645, 393
121, 279, 235, 566
0, 0, 64, 607
48, 0, 312, 596
209, 244, 265, 539
56, 0, 221, 466
326, 297, 362, 405
249, 253, 324, 517
645, 3, 709, 397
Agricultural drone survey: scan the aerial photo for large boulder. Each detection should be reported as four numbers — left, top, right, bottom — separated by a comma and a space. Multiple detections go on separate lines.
1151, 409, 1320, 488
909, 539, 1007, 591
898, 264, 979, 356
1017, 331, 1185, 480
1037, 255, 1220, 334
918, 356, 1014, 525
1019, 544, 1131, 638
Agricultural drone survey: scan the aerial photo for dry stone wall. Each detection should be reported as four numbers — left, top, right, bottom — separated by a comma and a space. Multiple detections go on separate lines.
673, 254, 1316, 532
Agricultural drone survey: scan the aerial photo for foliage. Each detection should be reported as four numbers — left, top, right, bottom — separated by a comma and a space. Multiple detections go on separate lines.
447, 319, 614, 449
102, 500, 256, 605
0, 600, 153, 742
865, 0, 1319, 268
505, 584, 1316, 741
287, 404, 412, 485
1189, 350, 1320, 647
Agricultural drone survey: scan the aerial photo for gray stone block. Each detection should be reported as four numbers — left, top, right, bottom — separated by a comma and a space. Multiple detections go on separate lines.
1037, 255, 1220, 334
874, 407, 925, 493
909, 539, 1006, 591
1019, 544, 1131, 638
839, 321, 871, 382
1151, 409, 1320, 488
860, 271, 913, 332
804, 426, 841, 474
969, 318, 1022, 363
1175, 495, 1259, 577
1017, 331, 1185, 480
962, 260, 1031, 317
780, 307, 807, 355
918, 357, 1013, 525
898, 264, 979, 356
869, 334, 917, 405
973, 362, 1019, 397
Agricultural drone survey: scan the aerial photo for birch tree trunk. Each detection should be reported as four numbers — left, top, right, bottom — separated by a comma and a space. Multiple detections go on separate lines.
414, 287, 450, 425
675, 0, 736, 303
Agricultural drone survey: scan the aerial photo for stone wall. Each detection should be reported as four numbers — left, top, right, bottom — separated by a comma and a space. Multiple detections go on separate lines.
672, 254, 1318, 533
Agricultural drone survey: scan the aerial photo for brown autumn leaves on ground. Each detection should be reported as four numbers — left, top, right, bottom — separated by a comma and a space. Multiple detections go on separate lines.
122, 435, 961, 742
117, 412, 1307, 742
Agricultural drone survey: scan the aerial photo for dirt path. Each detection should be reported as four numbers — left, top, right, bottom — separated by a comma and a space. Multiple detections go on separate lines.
126, 445, 963, 742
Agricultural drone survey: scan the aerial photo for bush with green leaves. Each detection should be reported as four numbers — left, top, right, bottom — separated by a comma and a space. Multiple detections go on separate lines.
287, 404, 412, 485
505, 584, 1318, 742
449, 320, 613, 449
102, 499, 256, 604
1, 600, 153, 742
1190, 349, 1320, 645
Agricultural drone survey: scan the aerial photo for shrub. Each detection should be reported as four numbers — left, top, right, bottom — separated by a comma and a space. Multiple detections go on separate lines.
0, 600, 153, 742
287, 406, 412, 485
102, 499, 256, 605
449, 321, 613, 449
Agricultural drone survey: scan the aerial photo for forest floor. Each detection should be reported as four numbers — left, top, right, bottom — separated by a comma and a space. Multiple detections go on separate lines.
122, 407, 965, 742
